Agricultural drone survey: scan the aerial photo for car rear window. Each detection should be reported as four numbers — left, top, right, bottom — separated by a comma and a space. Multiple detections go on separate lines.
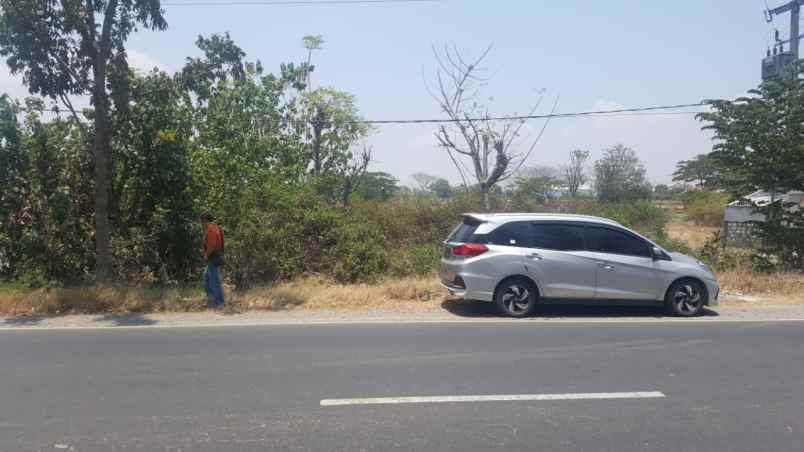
531, 223, 585, 250
487, 221, 533, 247
448, 219, 482, 243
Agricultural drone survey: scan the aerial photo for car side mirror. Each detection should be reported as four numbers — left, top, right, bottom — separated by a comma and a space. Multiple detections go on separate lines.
652, 246, 670, 261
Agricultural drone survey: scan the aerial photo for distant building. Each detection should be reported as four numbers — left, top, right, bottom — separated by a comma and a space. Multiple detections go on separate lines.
551, 183, 594, 198
723, 190, 804, 247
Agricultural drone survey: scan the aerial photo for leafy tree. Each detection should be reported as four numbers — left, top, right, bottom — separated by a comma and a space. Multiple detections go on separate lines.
303, 87, 370, 177
112, 69, 197, 280
698, 62, 804, 269
411, 172, 451, 198
0, 96, 94, 284
672, 154, 721, 189
562, 149, 590, 197
354, 171, 399, 201
0, 0, 167, 281
698, 64, 804, 196
302, 87, 372, 204
180, 34, 309, 220
411, 173, 438, 191
429, 178, 452, 199
512, 172, 560, 205
594, 144, 652, 203
653, 184, 670, 199
0, 95, 25, 275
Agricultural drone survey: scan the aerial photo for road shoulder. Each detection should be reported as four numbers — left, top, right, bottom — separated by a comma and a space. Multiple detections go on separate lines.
2, 301, 804, 330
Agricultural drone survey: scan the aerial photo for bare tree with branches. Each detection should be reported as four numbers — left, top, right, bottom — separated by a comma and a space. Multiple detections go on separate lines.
562, 149, 591, 198
426, 44, 556, 210
339, 144, 373, 206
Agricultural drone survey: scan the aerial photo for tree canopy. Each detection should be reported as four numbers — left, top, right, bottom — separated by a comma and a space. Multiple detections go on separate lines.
594, 145, 652, 203
672, 154, 721, 190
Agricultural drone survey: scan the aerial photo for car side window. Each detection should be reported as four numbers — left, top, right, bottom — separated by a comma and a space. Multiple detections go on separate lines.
487, 222, 533, 247
586, 226, 650, 257
531, 223, 585, 251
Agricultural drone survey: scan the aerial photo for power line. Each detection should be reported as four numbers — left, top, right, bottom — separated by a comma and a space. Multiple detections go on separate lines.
161, 0, 437, 6
352, 103, 708, 125
15, 102, 709, 123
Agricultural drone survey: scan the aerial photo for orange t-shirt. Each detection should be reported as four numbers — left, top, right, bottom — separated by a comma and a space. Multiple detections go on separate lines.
203, 223, 224, 259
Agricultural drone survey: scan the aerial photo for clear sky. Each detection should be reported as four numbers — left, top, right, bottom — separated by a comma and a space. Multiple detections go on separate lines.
0, 0, 787, 185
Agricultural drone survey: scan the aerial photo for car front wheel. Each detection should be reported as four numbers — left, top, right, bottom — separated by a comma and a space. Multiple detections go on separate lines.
666, 280, 706, 317
495, 278, 538, 318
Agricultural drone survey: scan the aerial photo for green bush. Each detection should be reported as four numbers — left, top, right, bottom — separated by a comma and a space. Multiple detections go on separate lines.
554, 199, 666, 237
390, 244, 441, 277
327, 222, 389, 283
683, 192, 729, 226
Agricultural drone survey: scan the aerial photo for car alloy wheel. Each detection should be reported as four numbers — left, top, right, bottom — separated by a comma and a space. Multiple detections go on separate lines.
496, 278, 537, 317
670, 282, 704, 316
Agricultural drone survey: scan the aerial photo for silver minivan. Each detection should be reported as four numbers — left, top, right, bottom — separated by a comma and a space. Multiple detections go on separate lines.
440, 213, 719, 317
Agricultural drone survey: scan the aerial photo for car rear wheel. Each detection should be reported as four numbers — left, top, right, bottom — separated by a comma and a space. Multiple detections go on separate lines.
666, 280, 706, 317
495, 278, 538, 318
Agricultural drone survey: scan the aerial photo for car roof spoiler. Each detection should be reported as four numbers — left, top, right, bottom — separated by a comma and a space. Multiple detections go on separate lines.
461, 213, 487, 224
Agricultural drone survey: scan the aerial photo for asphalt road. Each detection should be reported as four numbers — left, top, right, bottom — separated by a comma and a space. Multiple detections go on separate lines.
2, 321, 804, 451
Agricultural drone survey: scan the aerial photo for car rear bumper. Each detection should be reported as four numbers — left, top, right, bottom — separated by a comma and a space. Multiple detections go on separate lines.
440, 281, 467, 298
439, 266, 496, 302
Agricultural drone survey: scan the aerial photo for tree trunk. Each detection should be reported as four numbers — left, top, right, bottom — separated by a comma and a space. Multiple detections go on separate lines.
93, 63, 113, 282
311, 107, 323, 176
482, 186, 491, 211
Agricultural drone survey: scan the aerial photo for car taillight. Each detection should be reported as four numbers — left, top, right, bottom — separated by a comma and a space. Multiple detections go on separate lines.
451, 243, 488, 257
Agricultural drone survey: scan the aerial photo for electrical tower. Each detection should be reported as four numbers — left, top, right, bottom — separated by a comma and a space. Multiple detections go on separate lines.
762, 0, 804, 79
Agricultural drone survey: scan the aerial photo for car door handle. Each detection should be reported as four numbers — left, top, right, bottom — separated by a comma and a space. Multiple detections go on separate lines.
596, 261, 614, 270
526, 253, 543, 261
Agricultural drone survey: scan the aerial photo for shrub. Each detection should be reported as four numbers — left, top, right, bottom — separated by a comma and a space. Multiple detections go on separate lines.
389, 244, 440, 277
684, 192, 729, 226
327, 222, 389, 283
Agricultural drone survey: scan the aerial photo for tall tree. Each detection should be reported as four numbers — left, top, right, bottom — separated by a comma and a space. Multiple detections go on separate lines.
512, 172, 560, 205
594, 144, 652, 203
411, 173, 439, 192
698, 64, 804, 196
672, 154, 721, 189
180, 34, 310, 217
0, 0, 167, 281
699, 63, 804, 269
354, 171, 399, 201
301, 34, 323, 88
427, 45, 555, 210
562, 149, 590, 197
303, 87, 369, 177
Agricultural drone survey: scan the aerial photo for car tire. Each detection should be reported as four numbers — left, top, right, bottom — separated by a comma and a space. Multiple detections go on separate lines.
495, 278, 538, 318
666, 279, 706, 317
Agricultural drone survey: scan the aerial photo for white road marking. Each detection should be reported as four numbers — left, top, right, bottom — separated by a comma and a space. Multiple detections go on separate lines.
320, 391, 666, 407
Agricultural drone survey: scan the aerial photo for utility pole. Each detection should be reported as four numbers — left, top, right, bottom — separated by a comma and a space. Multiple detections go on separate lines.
763, 0, 804, 79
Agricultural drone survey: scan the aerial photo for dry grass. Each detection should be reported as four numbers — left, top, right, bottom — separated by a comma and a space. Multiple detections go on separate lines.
664, 218, 804, 304
717, 269, 804, 304
0, 275, 448, 317
0, 285, 207, 317
665, 220, 721, 249
232, 275, 446, 311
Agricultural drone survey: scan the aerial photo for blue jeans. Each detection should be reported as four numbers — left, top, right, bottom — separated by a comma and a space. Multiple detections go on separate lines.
204, 259, 224, 307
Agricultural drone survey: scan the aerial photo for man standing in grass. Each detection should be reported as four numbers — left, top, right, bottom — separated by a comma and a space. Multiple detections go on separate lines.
200, 212, 225, 309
